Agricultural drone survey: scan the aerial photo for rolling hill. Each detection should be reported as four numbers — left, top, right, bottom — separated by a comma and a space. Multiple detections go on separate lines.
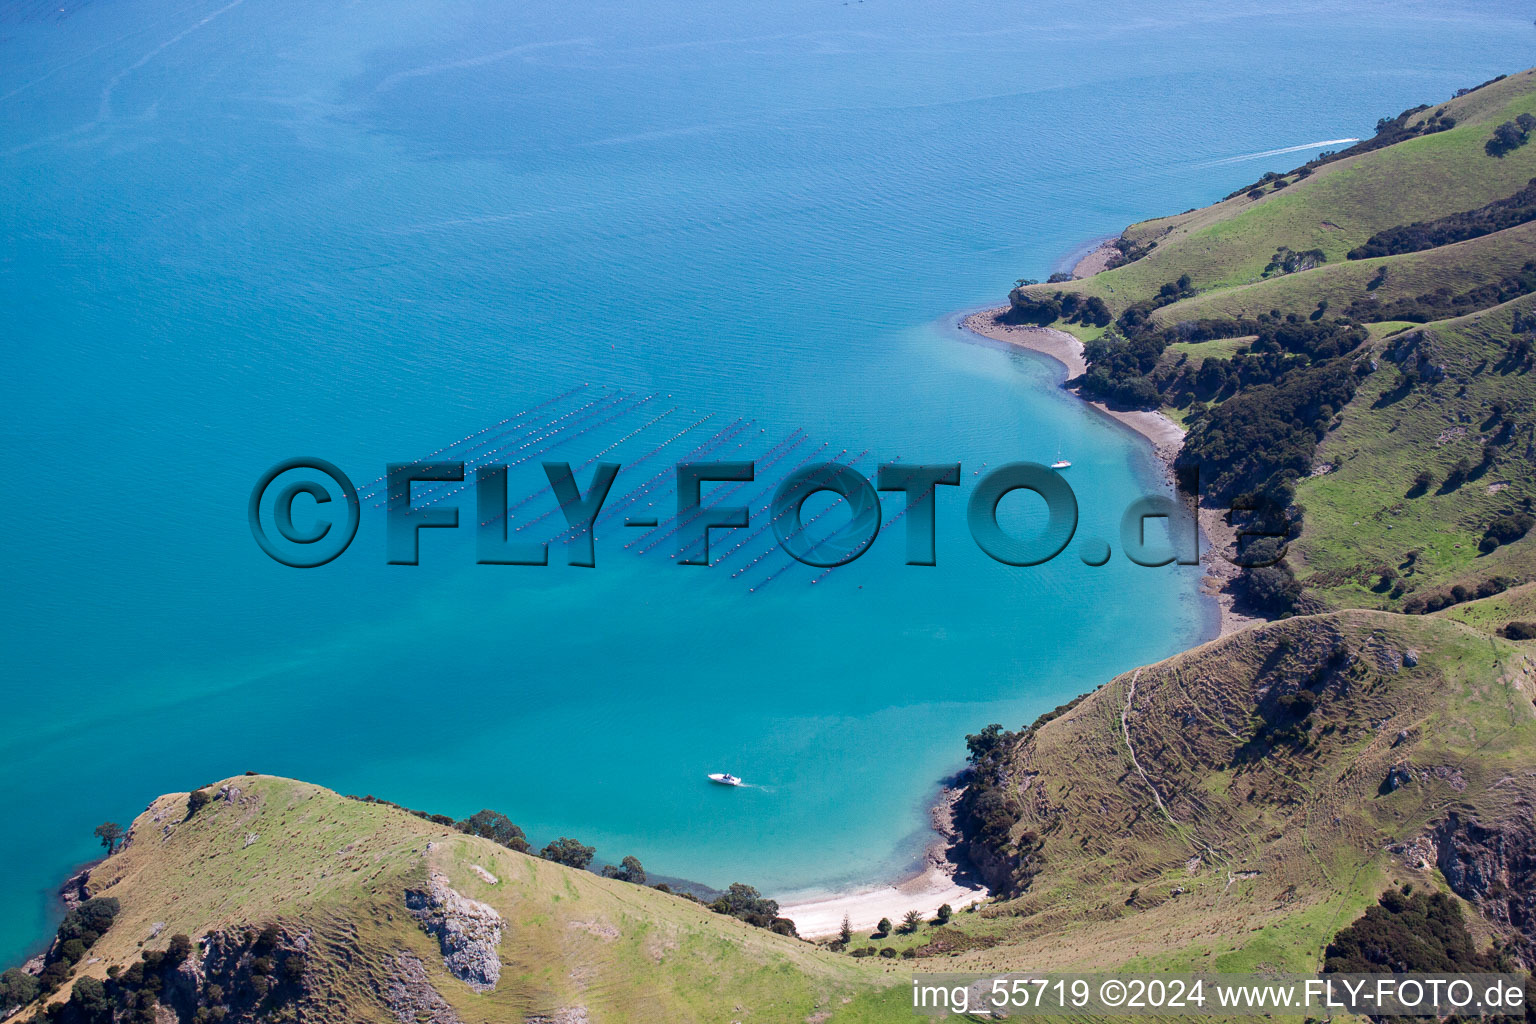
8, 611, 1532, 1023
994, 66, 1536, 616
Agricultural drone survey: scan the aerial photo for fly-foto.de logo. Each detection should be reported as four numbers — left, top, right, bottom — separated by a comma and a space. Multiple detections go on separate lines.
249, 458, 1285, 571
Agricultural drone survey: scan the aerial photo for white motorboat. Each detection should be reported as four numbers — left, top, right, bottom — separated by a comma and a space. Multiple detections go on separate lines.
707, 772, 743, 787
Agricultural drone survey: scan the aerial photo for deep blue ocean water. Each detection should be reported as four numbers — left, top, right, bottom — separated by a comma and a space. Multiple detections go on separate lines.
3, 0, 1532, 964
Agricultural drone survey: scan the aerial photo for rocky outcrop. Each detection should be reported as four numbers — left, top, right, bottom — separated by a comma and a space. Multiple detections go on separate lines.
1433, 810, 1536, 959
385, 952, 464, 1024
404, 873, 504, 992
1384, 331, 1447, 382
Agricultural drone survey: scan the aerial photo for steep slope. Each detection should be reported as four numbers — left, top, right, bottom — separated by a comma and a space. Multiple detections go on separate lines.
14, 777, 871, 1023
1294, 294, 1536, 608
951, 611, 1536, 974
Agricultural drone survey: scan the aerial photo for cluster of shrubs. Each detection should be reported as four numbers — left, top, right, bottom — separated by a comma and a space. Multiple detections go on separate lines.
1325, 886, 1509, 975
1003, 288, 1111, 328
0, 898, 122, 1016
1402, 575, 1513, 615
5, 908, 308, 1019
1111, 235, 1155, 266
1262, 247, 1326, 277
45, 924, 307, 1024
1482, 511, 1535, 553
1177, 358, 1359, 505
1501, 621, 1536, 640
1486, 113, 1536, 158
831, 906, 952, 957
953, 700, 1085, 895
705, 883, 797, 936
1348, 178, 1536, 259
1343, 262, 1536, 324
1234, 537, 1318, 619
1242, 169, 1310, 201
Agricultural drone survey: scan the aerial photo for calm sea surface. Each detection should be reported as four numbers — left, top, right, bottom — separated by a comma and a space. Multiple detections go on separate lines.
2, 0, 1531, 963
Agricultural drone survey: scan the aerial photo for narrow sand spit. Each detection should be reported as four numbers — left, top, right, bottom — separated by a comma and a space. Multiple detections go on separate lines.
1071, 239, 1119, 278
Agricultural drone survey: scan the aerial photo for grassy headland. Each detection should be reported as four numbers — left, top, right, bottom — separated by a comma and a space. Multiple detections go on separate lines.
980, 66, 1536, 619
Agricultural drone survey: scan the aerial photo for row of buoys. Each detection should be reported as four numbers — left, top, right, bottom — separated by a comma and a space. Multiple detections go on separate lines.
727, 450, 867, 581
585, 414, 721, 532
664, 433, 833, 562
480, 397, 671, 526
742, 452, 872, 590
593, 419, 752, 544
485, 405, 680, 530
371, 391, 619, 510
414, 393, 649, 517
656, 431, 809, 559
511, 415, 750, 539
630, 429, 805, 555
534, 416, 748, 539
808, 467, 936, 586
353, 384, 587, 500
706, 441, 834, 568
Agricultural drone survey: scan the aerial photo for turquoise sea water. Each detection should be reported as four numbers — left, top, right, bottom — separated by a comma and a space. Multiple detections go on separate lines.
3, 0, 1533, 964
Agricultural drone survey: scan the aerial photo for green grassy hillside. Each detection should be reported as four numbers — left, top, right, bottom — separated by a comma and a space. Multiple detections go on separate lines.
13, 611, 1534, 1023
952, 611, 1536, 976
1294, 295, 1536, 607
1031, 69, 1536, 314
1150, 219, 1536, 325
985, 66, 1536, 621
17, 778, 873, 1023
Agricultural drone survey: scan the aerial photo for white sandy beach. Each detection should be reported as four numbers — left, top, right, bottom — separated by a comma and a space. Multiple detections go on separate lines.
780, 864, 988, 939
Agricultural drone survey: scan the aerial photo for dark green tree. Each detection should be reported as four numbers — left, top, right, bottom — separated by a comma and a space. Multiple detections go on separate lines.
540, 837, 596, 869
0, 968, 40, 1010
602, 855, 646, 884
67, 976, 110, 1023
456, 810, 531, 853
165, 933, 194, 965
93, 822, 125, 855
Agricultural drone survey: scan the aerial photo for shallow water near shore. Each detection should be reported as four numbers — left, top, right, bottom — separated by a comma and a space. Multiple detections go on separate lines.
3, 0, 1533, 962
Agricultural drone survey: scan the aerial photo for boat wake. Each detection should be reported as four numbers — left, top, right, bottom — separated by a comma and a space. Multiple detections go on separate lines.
1198, 138, 1360, 168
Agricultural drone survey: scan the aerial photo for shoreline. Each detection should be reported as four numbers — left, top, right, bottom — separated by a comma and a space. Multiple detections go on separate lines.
958, 307, 1262, 641
1064, 235, 1120, 279
782, 295, 1267, 938
779, 785, 988, 938
958, 310, 1184, 470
